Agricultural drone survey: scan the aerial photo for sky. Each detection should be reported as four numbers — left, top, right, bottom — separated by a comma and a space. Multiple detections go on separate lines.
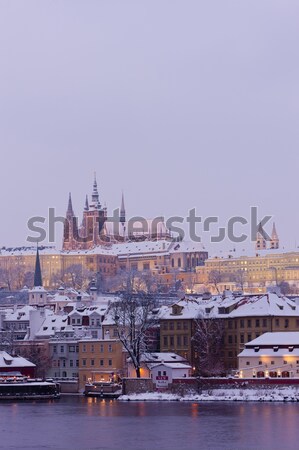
0, 0, 298, 251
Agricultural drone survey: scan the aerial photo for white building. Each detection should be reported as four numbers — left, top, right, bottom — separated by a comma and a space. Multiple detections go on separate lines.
238, 332, 299, 378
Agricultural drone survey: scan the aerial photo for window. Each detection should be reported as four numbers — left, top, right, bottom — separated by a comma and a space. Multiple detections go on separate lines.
69, 346, 75, 352
177, 336, 181, 347
228, 321, 233, 330
240, 334, 244, 344
296, 319, 299, 328
240, 319, 244, 329
82, 344, 86, 353
76, 360, 79, 367
100, 359, 104, 366
262, 319, 267, 328
183, 335, 188, 346
91, 345, 94, 353
70, 360, 73, 367
108, 359, 112, 366
259, 361, 262, 365
284, 360, 287, 365
100, 344, 104, 353
170, 336, 174, 346
143, 263, 150, 271
255, 319, 260, 328
246, 361, 250, 366
183, 321, 188, 330
82, 359, 86, 367
169, 322, 174, 330
163, 322, 168, 331
177, 322, 181, 330
53, 345, 57, 354
275, 319, 279, 327
285, 319, 289, 328
228, 335, 233, 344
163, 336, 168, 346
91, 359, 95, 366
247, 319, 251, 328
60, 345, 64, 353
248, 334, 252, 342
77, 319, 80, 324
271, 361, 274, 365
108, 344, 112, 353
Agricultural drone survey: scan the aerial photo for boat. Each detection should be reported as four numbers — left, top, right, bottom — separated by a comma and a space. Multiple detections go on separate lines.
84, 381, 122, 399
0, 374, 60, 400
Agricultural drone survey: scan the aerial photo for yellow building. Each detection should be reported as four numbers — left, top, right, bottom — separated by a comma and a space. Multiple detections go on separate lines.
78, 339, 124, 389
196, 250, 299, 294
159, 294, 299, 372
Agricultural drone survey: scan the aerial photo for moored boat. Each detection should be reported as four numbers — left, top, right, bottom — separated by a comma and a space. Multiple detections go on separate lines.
0, 375, 60, 400
84, 381, 122, 399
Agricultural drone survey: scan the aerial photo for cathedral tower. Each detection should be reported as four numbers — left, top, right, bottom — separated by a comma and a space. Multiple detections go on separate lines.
269, 222, 279, 250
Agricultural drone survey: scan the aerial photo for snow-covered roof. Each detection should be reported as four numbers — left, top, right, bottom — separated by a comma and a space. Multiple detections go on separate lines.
244, 332, 299, 347
207, 248, 299, 260
151, 362, 192, 369
160, 293, 299, 320
0, 351, 35, 368
4, 305, 35, 322
141, 352, 187, 363
239, 348, 299, 358
34, 313, 69, 338
229, 294, 298, 318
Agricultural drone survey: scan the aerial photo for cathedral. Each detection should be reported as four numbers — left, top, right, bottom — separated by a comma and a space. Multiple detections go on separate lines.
63, 175, 171, 251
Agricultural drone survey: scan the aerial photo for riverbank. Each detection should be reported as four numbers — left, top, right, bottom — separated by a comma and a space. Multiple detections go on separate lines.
119, 386, 299, 402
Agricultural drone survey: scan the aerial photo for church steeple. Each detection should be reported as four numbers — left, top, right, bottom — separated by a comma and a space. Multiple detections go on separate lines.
91, 172, 100, 209
84, 194, 89, 211
120, 191, 126, 224
34, 246, 43, 287
29, 246, 47, 307
255, 223, 267, 250
67, 192, 74, 217
270, 222, 279, 249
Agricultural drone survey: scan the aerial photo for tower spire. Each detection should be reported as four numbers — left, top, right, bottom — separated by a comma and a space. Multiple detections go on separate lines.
84, 194, 89, 211
120, 191, 126, 224
270, 222, 279, 249
67, 192, 74, 216
255, 222, 267, 250
34, 246, 43, 287
91, 172, 100, 208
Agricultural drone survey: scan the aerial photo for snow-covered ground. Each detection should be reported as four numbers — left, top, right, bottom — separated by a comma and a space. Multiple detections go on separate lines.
119, 387, 299, 402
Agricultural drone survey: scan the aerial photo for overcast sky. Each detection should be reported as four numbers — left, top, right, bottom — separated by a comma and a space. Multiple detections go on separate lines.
0, 1, 298, 251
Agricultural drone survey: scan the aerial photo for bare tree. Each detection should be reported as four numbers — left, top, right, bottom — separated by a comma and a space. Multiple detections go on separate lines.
233, 269, 247, 291
109, 270, 159, 377
193, 313, 225, 376
0, 328, 17, 354
208, 270, 222, 294
17, 343, 51, 378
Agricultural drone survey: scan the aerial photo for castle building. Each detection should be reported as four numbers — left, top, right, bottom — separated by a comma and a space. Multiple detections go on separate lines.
63, 174, 171, 251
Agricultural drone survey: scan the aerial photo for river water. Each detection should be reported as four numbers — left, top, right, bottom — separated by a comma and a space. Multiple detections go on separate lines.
0, 396, 298, 450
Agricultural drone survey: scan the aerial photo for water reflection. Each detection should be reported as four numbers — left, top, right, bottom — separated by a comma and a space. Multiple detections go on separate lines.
1, 398, 299, 450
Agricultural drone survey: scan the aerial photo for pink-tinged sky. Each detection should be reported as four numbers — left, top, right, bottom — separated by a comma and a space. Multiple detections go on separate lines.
0, 1, 298, 251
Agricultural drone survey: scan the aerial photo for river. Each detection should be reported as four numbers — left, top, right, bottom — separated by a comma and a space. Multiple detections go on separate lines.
0, 396, 298, 450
